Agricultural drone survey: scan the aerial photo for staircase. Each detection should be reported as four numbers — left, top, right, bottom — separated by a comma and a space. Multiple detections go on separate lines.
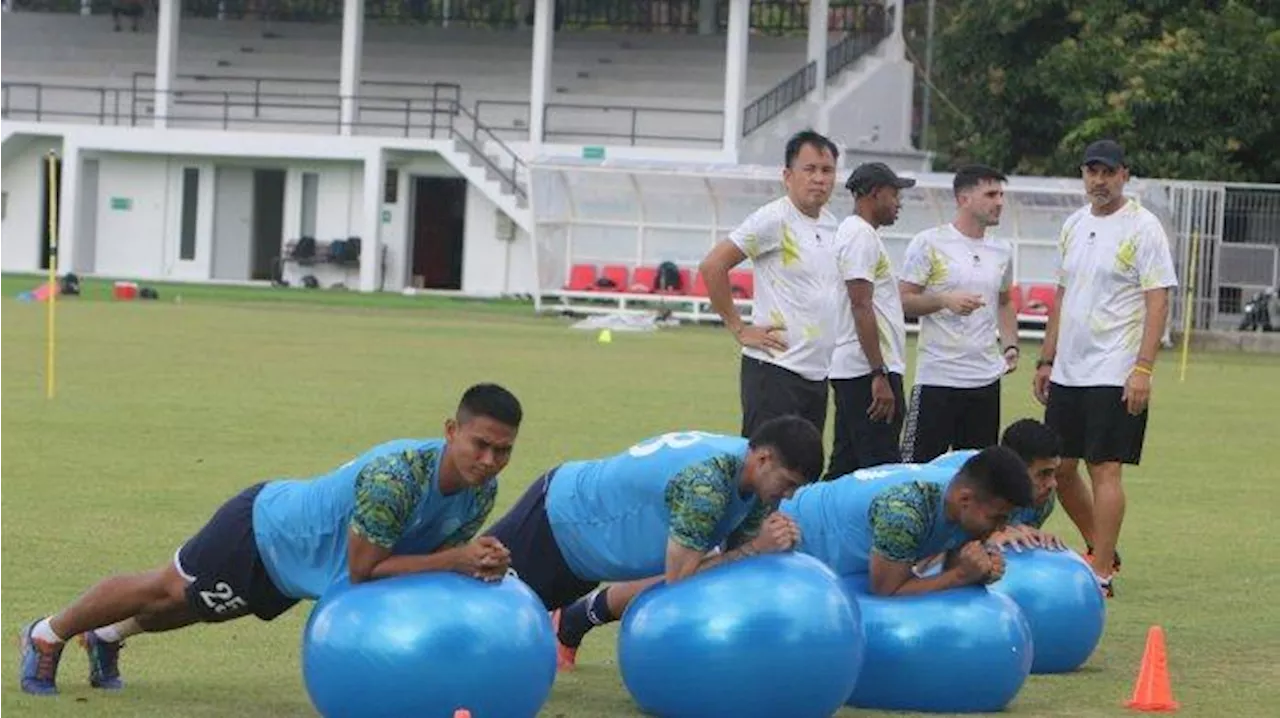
435, 101, 532, 234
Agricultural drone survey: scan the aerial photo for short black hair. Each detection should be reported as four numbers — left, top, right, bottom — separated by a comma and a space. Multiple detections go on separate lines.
1000, 419, 1062, 465
457, 383, 523, 428
784, 130, 840, 168
954, 445, 1034, 508
953, 164, 1007, 197
748, 414, 825, 482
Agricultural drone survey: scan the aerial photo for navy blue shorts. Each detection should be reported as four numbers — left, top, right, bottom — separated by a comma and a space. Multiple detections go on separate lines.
174, 483, 299, 623
484, 469, 598, 611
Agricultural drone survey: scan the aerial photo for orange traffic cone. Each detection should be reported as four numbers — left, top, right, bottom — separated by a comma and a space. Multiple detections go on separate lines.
1126, 625, 1179, 712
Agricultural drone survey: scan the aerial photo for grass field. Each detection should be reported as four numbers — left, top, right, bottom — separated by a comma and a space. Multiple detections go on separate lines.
3, 275, 1278, 717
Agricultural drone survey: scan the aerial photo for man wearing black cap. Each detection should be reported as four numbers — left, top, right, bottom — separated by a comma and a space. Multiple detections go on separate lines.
1032, 139, 1178, 597
824, 162, 916, 479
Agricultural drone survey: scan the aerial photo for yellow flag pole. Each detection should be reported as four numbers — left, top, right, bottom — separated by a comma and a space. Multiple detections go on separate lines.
1178, 230, 1199, 383
45, 150, 60, 400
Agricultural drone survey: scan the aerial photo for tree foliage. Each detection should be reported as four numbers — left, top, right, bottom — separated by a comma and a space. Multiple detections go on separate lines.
925, 0, 1279, 182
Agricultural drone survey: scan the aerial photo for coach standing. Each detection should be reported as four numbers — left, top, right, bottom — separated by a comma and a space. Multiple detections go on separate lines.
824, 163, 916, 478
700, 130, 842, 439
1033, 140, 1178, 598
899, 165, 1020, 463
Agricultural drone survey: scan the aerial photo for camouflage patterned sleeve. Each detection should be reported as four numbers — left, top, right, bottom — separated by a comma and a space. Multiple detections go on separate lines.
725, 499, 770, 550
664, 457, 738, 553
867, 482, 933, 563
440, 481, 498, 549
1011, 493, 1056, 529
350, 455, 423, 550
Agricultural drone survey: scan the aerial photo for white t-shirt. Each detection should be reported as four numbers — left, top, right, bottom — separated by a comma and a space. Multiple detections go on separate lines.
729, 196, 842, 382
900, 224, 1015, 388
829, 215, 908, 380
1052, 199, 1179, 387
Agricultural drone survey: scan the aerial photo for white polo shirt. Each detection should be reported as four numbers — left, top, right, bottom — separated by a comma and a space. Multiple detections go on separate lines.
729, 196, 842, 382
900, 224, 1015, 388
1052, 199, 1179, 387
829, 215, 908, 380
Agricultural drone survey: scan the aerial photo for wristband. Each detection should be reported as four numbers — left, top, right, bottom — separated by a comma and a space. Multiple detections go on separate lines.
1003, 345, 1020, 355
1132, 365, 1153, 376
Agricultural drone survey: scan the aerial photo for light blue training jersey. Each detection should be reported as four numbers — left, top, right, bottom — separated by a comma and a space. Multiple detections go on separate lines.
780, 463, 971, 576
252, 438, 497, 600
545, 431, 765, 582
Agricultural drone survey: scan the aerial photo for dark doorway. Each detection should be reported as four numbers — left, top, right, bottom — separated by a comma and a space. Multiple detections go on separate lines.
39, 154, 63, 270
411, 176, 467, 290
251, 169, 286, 281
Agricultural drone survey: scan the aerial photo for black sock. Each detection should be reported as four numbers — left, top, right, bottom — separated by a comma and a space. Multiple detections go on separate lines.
557, 587, 614, 649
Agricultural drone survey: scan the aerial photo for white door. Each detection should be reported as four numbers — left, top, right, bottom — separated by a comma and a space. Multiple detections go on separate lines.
169, 163, 215, 280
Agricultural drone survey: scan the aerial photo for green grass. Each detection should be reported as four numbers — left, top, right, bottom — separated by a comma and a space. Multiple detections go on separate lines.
3, 276, 1279, 717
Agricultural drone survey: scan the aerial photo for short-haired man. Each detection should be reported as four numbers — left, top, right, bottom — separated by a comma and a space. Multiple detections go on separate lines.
1033, 140, 1178, 597
486, 415, 825, 670
699, 130, 842, 438
782, 446, 1035, 595
19, 384, 524, 696
899, 164, 1020, 464
825, 162, 916, 478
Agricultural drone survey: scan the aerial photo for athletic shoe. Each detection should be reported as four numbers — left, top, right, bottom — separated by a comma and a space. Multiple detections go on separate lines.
549, 609, 578, 671
80, 631, 124, 690
17, 621, 64, 696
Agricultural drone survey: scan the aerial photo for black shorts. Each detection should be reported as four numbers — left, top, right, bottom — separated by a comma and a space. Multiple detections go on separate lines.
900, 380, 1002, 464
1044, 383, 1148, 465
739, 355, 828, 438
174, 483, 299, 623
825, 372, 906, 480
483, 469, 598, 612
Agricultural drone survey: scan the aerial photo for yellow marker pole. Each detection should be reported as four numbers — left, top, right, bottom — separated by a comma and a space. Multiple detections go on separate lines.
45, 150, 60, 399
1178, 230, 1199, 383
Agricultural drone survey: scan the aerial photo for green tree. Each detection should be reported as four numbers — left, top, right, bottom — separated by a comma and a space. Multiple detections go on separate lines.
925, 0, 1279, 182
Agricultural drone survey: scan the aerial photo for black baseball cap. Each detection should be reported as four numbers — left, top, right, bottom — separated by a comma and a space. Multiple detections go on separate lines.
845, 162, 917, 195
1082, 140, 1126, 169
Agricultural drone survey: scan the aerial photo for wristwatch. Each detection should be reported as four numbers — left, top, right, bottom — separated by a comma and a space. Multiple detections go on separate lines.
870, 365, 889, 378
1035, 358, 1053, 370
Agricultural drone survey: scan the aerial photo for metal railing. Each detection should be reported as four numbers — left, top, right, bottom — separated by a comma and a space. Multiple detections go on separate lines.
2, 78, 528, 201
474, 99, 722, 148
739, 0, 892, 137
11, 0, 892, 36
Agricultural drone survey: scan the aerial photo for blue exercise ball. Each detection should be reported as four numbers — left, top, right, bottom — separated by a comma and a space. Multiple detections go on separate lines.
844, 576, 1033, 713
929, 449, 979, 471
988, 547, 1107, 674
619, 553, 864, 718
302, 572, 556, 718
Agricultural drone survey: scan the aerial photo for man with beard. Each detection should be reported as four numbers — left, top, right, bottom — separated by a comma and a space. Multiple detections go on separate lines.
823, 162, 917, 478
1033, 140, 1178, 597
698, 130, 842, 439
899, 165, 1020, 463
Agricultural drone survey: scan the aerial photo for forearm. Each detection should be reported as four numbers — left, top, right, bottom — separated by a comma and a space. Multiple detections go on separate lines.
666, 543, 758, 583
357, 547, 460, 583
701, 262, 746, 334
853, 304, 886, 368
1137, 289, 1169, 367
873, 566, 970, 596
1039, 288, 1065, 360
901, 291, 946, 318
998, 300, 1019, 350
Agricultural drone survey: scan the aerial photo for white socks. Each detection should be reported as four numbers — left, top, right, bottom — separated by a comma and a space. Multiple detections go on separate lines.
94, 618, 143, 643
29, 616, 143, 645
31, 618, 64, 644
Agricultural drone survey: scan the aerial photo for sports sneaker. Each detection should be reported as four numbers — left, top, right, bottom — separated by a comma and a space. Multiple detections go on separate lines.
1097, 573, 1116, 599
1084, 544, 1123, 574
80, 632, 124, 690
549, 609, 578, 672
18, 621, 64, 696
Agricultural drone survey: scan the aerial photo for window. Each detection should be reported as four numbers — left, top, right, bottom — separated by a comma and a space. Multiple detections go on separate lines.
300, 172, 319, 238
180, 167, 199, 261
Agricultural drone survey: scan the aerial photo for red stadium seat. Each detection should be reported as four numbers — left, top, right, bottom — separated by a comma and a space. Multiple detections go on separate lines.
599, 264, 629, 293
565, 264, 597, 291
630, 266, 657, 293
1024, 284, 1058, 315
730, 269, 755, 299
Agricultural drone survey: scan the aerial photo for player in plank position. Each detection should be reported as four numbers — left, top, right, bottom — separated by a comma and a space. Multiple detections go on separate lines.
485, 415, 825, 670
19, 384, 523, 696
781, 445, 1034, 595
